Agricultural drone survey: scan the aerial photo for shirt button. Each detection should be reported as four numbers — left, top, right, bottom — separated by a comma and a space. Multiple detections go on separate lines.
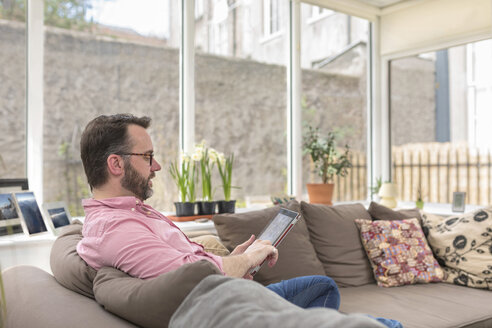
131, 208, 135, 211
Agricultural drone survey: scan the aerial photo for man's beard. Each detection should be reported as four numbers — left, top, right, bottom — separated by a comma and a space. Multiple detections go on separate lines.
121, 160, 155, 201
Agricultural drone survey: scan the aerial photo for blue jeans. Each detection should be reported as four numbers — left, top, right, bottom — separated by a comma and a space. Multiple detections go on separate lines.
266, 275, 403, 328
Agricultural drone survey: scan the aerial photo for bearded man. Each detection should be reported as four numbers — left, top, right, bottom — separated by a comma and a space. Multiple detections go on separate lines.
74, 114, 401, 328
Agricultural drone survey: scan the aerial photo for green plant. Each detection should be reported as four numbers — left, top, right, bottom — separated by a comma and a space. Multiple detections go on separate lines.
192, 141, 216, 201
303, 126, 352, 184
370, 177, 383, 196
216, 152, 234, 201
169, 154, 196, 202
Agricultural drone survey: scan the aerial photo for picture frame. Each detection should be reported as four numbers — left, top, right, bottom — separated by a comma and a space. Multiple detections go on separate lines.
0, 193, 24, 236
13, 191, 50, 236
452, 191, 466, 212
42, 202, 72, 234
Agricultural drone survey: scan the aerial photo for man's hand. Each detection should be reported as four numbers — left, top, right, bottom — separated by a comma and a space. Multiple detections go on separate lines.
221, 238, 278, 278
244, 239, 278, 268
230, 234, 255, 255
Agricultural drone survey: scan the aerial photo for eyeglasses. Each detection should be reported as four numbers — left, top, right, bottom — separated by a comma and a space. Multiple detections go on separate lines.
117, 152, 154, 166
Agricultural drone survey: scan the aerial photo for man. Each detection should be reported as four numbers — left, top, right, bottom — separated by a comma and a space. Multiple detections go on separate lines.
76, 114, 401, 326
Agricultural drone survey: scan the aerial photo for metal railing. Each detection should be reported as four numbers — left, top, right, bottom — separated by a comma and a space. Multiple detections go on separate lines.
332, 143, 492, 206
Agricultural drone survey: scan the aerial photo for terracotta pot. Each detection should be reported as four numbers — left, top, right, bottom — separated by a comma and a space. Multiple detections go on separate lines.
306, 183, 334, 205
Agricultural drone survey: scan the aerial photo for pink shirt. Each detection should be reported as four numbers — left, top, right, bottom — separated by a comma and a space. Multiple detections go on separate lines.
76, 197, 224, 279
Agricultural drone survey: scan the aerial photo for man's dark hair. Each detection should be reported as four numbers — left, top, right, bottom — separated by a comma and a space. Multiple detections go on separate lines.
80, 114, 151, 189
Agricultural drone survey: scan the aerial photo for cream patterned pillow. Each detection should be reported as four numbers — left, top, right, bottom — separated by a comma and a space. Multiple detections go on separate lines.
421, 207, 492, 290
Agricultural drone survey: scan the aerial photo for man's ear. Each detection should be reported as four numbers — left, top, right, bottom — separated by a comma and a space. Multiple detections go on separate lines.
107, 154, 125, 176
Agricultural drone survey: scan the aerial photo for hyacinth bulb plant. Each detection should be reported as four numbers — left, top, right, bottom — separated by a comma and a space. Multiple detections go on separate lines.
216, 152, 236, 213
216, 152, 234, 201
169, 153, 197, 216
192, 141, 217, 215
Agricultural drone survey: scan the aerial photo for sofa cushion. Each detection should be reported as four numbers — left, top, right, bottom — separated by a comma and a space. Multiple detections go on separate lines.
355, 218, 444, 287
213, 200, 325, 286
339, 282, 492, 328
50, 223, 97, 298
190, 235, 230, 256
368, 201, 421, 221
421, 208, 492, 290
3, 265, 137, 328
300, 202, 375, 287
93, 261, 221, 328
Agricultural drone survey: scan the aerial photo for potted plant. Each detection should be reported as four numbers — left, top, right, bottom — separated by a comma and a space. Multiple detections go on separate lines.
169, 153, 196, 216
303, 126, 352, 205
216, 152, 236, 213
194, 142, 216, 215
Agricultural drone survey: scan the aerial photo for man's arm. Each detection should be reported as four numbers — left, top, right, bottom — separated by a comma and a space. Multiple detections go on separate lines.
221, 239, 278, 278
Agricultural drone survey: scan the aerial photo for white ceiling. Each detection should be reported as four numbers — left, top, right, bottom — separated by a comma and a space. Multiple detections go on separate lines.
355, 0, 408, 9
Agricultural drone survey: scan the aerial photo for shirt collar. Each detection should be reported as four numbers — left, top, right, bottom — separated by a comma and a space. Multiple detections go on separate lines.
82, 196, 144, 212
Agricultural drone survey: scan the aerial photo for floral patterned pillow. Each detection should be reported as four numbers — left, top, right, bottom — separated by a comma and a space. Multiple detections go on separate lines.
421, 207, 492, 290
355, 218, 444, 287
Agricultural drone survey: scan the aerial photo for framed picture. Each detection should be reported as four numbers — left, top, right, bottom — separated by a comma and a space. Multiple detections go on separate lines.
42, 202, 72, 234
13, 191, 50, 236
0, 193, 24, 236
452, 192, 466, 212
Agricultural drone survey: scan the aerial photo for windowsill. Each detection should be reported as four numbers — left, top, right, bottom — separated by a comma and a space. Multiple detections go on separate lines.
333, 199, 483, 216
259, 30, 283, 44
397, 201, 483, 216
306, 12, 335, 25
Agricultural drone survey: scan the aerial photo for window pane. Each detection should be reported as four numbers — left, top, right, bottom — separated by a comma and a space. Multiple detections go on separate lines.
43, 0, 179, 214
0, 0, 26, 179
301, 3, 369, 202
194, 0, 287, 206
390, 39, 492, 206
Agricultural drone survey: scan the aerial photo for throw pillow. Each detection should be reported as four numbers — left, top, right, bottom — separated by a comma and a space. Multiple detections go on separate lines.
355, 218, 444, 287
300, 202, 375, 287
421, 208, 492, 290
190, 235, 231, 256
368, 201, 421, 221
50, 223, 97, 298
213, 200, 325, 286
93, 261, 222, 328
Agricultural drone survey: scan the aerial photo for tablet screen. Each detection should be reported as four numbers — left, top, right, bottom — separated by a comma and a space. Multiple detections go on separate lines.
257, 208, 299, 247
249, 208, 299, 276
258, 211, 295, 245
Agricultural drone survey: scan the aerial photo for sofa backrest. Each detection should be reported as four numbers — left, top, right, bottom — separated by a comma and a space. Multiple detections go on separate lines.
214, 200, 326, 286
50, 223, 97, 298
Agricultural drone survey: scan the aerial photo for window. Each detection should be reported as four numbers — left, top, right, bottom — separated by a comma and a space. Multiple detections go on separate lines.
309, 6, 333, 21
208, 21, 228, 55
42, 0, 179, 214
301, 3, 369, 202
195, 0, 204, 19
195, 0, 287, 207
466, 40, 492, 151
0, 0, 26, 180
389, 39, 492, 206
263, 0, 281, 37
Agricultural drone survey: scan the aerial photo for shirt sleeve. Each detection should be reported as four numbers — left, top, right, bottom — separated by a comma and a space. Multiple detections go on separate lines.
98, 218, 224, 279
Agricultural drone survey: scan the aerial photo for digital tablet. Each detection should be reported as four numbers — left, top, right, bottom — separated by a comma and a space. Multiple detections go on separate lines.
249, 208, 299, 275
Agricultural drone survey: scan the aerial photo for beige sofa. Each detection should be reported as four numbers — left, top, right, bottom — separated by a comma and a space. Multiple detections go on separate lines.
213, 200, 492, 328
4, 201, 492, 328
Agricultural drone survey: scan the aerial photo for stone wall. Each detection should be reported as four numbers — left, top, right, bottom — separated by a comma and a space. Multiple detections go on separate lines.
0, 21, 433, 212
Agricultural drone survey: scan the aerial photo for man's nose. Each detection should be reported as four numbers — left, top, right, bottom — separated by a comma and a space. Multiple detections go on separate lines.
152, 158, 162, 171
